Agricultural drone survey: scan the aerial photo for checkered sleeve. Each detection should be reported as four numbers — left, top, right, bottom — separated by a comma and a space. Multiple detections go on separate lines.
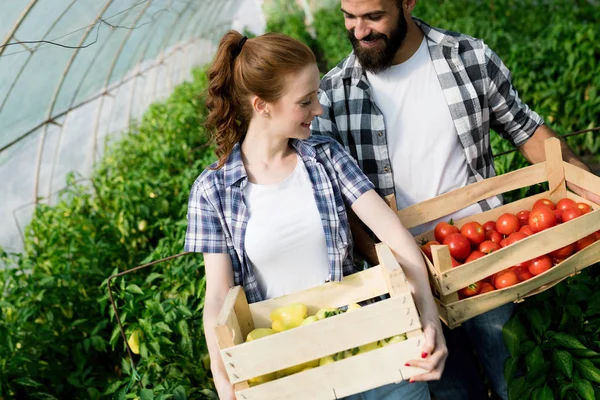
328, 139, 375, 205
184, 179, 228, 253
311, 88, 342, 141
485, 44, 544, 147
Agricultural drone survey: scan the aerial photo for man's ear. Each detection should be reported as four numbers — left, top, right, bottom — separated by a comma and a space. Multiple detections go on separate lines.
402, 0, 417, 15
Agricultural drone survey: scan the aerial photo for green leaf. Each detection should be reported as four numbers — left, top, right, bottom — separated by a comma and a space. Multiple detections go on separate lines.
173, 386, 187, 400
553, 349, 573, 379
177, 304, 193, 317
103, 380, 124, 395
14, 377, 43, 387
573, 376, 595, 400
526, 346, 545, 379
526, 308, 550, 340
126, 284, 144, 295
141, 389, 155, 400
155, 321, 173, 333
575, 359, 600, 384
504, 356, 520, 382
552, 333, 587, 350
503, 315, 528, 358
560, 383, 573, 400
145, 273, 163, 285
536, 385, 554, 400
508, 376, 528, 399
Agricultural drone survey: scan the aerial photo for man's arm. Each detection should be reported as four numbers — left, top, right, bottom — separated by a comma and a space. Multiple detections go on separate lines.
519, 125, 600, 204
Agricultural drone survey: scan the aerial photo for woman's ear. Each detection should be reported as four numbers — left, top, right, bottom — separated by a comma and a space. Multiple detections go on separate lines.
251, 95, 270, 117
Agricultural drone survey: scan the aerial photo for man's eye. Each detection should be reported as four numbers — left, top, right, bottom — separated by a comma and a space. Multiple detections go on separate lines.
301, 100, 311, 106
368, 15, 382, 21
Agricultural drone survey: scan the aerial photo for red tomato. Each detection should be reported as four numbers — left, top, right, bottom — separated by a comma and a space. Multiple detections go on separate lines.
594, 231, 600, 241
465, 250, 486, 263
443, 233, 472, 261
479, 240, 501, 254
562, 207, 583, 223
479, 281, 495, 294
575, 202, 592, 215
494, 271, 519, 289
556, 198, 576, 212
500, 238, 509, 248
421, 240, 441, 261
459, 281, 482, 298
575, 234, 596, 251
516, 210, 530, 226
486, 230, 503, 244
482, 221, 496, 232
460, 222, 486, 246
496, 213, 520, 235
528, 206, 557, 233
451, 257, 463, 268
528, 255, 552, 276
554, 209, 563, 224
533, 198, 556, 210
434, 221, 459, 243
505, 232, 528, 246
512, 265, 534, 282
519, 225, 534, 236
549, 243, 576, 259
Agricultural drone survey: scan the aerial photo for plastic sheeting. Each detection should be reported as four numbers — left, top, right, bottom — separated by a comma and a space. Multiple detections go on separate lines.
0, 0, 265, 253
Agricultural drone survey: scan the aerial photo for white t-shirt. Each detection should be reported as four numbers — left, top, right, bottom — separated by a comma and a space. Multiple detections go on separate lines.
366, 37, 482, 235
243, 155, 330, 299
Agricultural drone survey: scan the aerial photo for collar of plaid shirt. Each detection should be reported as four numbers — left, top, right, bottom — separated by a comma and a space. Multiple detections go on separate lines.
217, 137, 362, 303
314, 17, 544, 213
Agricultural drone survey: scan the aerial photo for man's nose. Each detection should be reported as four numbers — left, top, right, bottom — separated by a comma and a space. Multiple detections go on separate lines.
353, 19, 371, 40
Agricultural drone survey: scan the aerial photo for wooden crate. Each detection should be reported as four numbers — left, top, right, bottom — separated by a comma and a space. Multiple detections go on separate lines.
215, 244, 427, 400
395, 138, 600, 328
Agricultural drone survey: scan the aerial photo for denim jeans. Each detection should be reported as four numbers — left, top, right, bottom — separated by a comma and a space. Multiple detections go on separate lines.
344, 380, 430, 400
428, 303, 515, 400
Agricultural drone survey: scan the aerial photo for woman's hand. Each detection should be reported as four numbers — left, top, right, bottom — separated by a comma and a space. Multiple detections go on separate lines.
404, 317, 448, 382
212, 369, 237, 400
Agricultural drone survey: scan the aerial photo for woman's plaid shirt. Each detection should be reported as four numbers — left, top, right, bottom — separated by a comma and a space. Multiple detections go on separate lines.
184, 136, 374, 303
311, 18, 544, 211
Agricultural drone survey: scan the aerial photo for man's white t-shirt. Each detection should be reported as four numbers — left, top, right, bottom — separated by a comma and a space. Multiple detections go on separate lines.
243, 155, 330, 299
366, 37, 482, 235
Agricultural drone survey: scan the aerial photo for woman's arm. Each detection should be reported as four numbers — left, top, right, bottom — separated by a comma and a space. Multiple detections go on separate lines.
203, 253, 237, 400
351, 190, 447, 382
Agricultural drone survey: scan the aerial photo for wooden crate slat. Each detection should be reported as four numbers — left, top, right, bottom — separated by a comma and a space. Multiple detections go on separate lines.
216, 286, 246, 347
544, 137, 567, 201
224, 294, 421, 383
397, 162, 547, 229
437, 208, 600, 295
564, 162, 600, 200
235, 336, 425, 400
375, 243, 409, 296
443, 239, 600, 327
248, 265, 388, 328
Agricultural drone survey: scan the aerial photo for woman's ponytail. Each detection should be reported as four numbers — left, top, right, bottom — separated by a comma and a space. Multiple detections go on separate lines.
205, 31, 247, 169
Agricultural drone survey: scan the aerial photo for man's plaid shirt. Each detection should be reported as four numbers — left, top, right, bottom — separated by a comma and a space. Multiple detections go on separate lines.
184, 136, 374, 303
312, 18, 544, 211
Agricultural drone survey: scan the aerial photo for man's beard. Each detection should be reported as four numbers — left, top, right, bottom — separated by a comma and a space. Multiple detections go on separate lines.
348, 13, 408, 74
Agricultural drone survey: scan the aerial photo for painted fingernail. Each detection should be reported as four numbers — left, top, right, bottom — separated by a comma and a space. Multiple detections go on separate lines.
404, 363, 410, 367
421, 352, 428, 358
409, 379, 414, 384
